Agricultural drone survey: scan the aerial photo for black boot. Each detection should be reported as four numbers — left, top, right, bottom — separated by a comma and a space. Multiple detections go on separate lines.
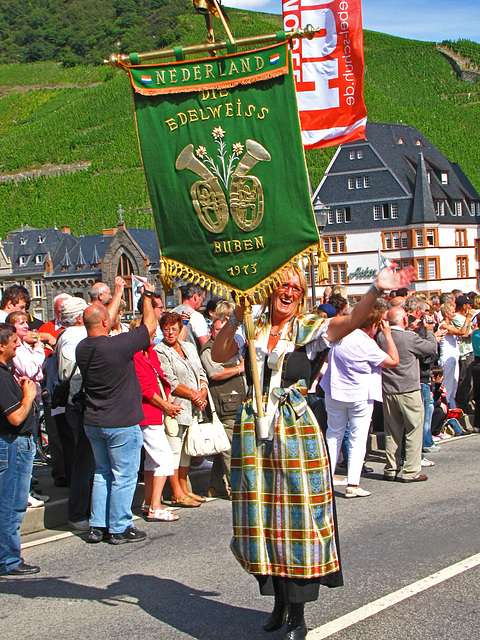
284, 603, 307, 640
262, 598, 288, 632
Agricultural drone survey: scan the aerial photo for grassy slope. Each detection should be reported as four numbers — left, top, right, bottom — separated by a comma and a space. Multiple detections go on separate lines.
0, 10, 479, 236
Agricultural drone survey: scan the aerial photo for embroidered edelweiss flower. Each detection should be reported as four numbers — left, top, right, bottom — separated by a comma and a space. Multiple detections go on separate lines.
212, 126, 225, 140
232, 142, 244, 155
195, 145, 207, 158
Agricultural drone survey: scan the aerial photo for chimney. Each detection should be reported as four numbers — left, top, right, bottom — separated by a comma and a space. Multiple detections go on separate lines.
61, 226, 71, 234
102, 228, 118, 236
44, 252, 53, 274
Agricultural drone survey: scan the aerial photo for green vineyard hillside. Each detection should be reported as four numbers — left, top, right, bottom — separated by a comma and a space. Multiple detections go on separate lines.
0, 8, 479, 236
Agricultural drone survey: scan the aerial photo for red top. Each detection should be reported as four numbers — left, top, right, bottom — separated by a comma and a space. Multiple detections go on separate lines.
38, 319, 65, 357
133, 345, 171, 426
39, 319, 64, 339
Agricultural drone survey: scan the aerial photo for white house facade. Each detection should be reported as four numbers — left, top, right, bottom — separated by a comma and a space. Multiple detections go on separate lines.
311, 122, 480, 301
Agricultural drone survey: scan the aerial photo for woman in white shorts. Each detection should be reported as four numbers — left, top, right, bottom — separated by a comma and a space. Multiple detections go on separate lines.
134, 332, 182, 522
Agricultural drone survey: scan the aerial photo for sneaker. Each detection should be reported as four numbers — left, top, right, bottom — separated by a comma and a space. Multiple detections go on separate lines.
421, 457, 435, 467
30, 490, 49, 503
345, 486, 371, 498
108, 526, 147, 545
28, 493, 44, 508
333, 475, 347, 486
422, 445, 441, 453
87, 527, 110, 543
432, 435, 442, 442
437, 433, 452, 440
69, 520, 90, 531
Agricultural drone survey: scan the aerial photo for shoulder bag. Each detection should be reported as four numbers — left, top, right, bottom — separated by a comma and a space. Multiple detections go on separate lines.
72, 346, 95, 414
184, 389, 231, 457
157, 375, 179, 438
51, 363, 77, 409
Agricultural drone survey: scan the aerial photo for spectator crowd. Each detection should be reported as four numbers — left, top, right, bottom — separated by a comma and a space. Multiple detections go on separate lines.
1, 278, 478, 576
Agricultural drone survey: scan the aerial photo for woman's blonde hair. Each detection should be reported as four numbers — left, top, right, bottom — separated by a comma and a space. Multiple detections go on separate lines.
215, 300, 235, 319
129, 317, 142, 331
440, 302, 455, 318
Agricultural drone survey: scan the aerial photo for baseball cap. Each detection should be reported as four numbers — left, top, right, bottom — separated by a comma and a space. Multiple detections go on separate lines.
317, 303, 337, 318
455, 295, 471, 307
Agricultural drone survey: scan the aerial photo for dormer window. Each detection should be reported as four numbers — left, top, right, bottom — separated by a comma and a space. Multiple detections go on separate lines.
38, 235, 45, 243
441, 172, 448, 185
20, 237, 27, 245
19, 256, 26, 266
427, 170, 431, 183
397, 137, 405, 145
349, 149, 363, 160
35, 254, 44, 264
415, 139, 424, 146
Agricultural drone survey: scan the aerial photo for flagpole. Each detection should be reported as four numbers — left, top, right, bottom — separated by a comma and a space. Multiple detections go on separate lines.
104, 26, 320, 67
243, 302, 265, 421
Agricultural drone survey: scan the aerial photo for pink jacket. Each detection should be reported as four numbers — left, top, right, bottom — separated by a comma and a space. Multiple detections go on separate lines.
133, 346, 171, 427
12, 339, 45, 401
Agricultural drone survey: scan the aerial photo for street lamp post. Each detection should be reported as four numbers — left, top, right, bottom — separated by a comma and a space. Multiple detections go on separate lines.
311, 200, 329, 308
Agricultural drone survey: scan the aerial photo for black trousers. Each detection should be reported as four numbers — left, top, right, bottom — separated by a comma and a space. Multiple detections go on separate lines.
455, 352, 474, 413
472, 357, 480, 429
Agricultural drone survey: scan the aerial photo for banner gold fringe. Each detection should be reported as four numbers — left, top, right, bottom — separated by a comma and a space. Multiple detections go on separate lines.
130, 66, 288, 96
158, 243, 328, 302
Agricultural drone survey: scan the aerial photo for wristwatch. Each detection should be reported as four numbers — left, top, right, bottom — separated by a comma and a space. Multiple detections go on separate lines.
143, 290, 154, 298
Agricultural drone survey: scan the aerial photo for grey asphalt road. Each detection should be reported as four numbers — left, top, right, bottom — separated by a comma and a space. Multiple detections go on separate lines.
0, 435, 479, 640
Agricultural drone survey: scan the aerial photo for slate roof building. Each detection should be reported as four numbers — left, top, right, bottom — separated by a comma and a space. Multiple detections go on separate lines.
312, 122, 480, 300
0, 221, 163, 321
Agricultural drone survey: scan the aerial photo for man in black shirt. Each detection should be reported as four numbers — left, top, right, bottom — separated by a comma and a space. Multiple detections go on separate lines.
76, 282, 158, 544
0, 323, 40, 575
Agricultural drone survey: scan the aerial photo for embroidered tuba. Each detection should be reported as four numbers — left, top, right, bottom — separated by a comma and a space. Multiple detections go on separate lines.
176, 144, 229, 233
229, 139, 271, 232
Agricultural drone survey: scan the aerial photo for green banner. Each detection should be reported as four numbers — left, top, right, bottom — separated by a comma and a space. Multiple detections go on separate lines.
125, 42, 320, 297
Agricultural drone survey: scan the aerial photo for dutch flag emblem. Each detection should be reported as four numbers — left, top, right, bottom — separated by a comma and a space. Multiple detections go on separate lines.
269, 54, 280, 65
141, 75, 152, 83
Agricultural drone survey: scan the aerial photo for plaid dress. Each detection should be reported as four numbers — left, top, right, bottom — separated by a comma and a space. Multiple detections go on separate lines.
230, 314, 340, 580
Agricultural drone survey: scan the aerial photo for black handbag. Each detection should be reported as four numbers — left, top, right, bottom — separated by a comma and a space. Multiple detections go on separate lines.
51, 364, 77, 409
72, 346, 95, 414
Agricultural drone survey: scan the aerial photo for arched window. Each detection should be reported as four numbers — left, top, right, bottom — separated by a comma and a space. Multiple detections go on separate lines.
116, 253, 134, 311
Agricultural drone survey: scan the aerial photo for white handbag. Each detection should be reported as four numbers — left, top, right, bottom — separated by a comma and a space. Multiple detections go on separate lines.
157, 376, 179, 438
184, 390, 231, 457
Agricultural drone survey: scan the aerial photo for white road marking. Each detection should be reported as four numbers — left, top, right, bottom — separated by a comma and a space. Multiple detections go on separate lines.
309, 553, 480, 639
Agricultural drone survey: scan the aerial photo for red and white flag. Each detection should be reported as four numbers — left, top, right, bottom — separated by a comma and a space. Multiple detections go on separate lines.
282, 0, 367, 149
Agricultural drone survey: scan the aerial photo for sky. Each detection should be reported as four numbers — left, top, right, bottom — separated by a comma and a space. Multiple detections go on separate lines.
223, 0, 480, 43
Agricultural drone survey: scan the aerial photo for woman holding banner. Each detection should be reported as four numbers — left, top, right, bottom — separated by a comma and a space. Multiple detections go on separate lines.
212, 264, 415, 640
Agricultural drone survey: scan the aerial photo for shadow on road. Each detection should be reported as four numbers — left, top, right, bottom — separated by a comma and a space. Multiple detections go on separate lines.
0, 573, 265, 639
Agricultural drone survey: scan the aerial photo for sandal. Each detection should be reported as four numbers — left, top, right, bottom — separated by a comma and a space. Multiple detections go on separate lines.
187, 491, 206, 503
147, 508, 179, 522
171, 495, 201, 508
345, 486, 371, 498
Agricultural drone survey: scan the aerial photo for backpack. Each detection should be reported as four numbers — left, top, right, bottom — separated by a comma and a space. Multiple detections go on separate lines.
41, 329, 74, 409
